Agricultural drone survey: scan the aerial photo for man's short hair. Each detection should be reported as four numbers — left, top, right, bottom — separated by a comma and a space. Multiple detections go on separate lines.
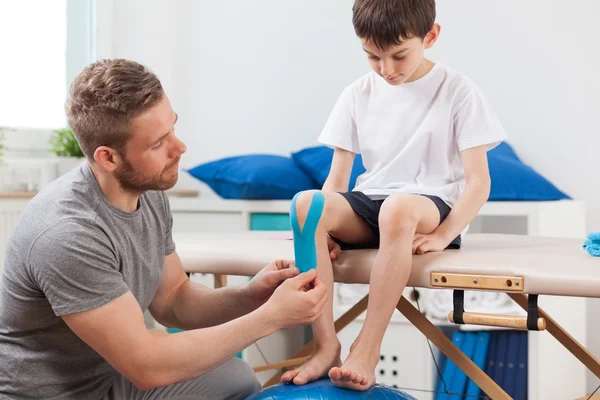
65, 59, 164, 158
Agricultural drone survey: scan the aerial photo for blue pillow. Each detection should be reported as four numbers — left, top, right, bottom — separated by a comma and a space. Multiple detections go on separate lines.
291, 143, 570, 201
186, 154, 319, 200
489, 140, 521, 160
487, 142, 570, 201
291, 146, 366, 189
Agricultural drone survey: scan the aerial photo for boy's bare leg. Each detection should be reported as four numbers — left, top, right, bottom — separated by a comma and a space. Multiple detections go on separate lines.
329, 194, 441, 390
281, 190, 376, 385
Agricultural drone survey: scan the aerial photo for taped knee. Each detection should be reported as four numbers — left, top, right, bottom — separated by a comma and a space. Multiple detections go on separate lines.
290, 191, 325, 273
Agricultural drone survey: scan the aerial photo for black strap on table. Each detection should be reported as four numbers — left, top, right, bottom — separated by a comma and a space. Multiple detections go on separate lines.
453, 290, 540, 331
527, 294, 540, 331
453, 290, 465, 324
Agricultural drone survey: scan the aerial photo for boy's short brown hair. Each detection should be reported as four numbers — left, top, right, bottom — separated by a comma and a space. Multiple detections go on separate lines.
352, 0, 436, 49
65, 59, 164, 158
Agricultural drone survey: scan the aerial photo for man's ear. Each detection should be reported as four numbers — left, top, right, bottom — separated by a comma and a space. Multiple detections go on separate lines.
424, 23, 441, 49
93, 146, 121, 172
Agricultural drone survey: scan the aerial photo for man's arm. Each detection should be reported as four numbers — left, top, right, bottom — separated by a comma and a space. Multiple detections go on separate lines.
64, 291, 273, 390
322, 147, 356, 192
62, 269, 326, 390
148, 252, 256, 330
434, 144, 491, 242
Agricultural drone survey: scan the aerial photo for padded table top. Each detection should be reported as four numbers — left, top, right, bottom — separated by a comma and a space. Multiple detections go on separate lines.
174, 232, 600, 298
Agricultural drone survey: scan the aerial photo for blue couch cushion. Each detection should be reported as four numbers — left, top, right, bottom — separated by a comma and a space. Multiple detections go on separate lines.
291, 146, 366, 190
291, 143, 570, 201
186, 154, 318, 200
487, 142, 570, 201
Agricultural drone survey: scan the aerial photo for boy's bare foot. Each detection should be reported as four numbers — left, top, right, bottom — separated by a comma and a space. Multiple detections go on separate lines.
328, 345, 378, 391
281, 344, 341, 385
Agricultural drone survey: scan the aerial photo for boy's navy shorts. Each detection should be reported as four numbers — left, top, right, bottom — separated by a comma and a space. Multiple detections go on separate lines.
331, 191, 462, 250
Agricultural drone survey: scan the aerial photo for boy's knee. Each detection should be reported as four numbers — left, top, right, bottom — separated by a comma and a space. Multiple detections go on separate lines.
293, 190, 333, 228
379, 195, 420, 231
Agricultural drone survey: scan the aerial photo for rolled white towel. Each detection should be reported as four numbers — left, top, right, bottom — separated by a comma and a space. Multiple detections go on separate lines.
476, 292, 525, 315
481, 292, 511, 308
337, 283, 369, 305
426, 289, 453, 320
426, 289, 479, 320
337, 284, 426, 314
425, 289, 525, 323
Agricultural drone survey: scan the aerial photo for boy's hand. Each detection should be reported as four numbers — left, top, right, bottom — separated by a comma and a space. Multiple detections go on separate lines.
327, 235, 341, 260
246, 259, 299, 307
412, 233, 449, 255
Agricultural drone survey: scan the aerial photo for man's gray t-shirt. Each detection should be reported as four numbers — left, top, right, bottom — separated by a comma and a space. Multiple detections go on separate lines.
0, 162, 175, 399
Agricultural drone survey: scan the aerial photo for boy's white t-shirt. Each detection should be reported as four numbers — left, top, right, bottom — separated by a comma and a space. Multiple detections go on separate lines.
318, 62, 507, 207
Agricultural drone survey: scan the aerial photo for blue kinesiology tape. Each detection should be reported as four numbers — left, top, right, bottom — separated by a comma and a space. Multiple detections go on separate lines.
290, 191, 325, 273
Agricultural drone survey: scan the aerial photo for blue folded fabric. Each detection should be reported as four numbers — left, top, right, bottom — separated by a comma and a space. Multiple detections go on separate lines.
583, 232, 600, 257
290, 142, 571, 201
186, 154, 318, 199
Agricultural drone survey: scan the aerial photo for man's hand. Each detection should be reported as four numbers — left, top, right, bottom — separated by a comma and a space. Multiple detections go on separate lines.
261, 269, 327, 329
327, 235, 341, 260
245, 259, 299, 307
412, 233, 450, 255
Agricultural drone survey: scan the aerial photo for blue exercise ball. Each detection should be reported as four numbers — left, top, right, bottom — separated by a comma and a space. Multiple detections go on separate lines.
247, 378, 417, 399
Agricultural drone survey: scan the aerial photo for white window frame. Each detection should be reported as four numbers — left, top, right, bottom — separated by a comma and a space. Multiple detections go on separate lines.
4, 0, 97, 160
66, 0, 97, 94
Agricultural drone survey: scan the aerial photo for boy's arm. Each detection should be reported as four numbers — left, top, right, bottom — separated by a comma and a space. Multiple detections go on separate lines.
322, 147, 356, 192
414, 145, 490, 253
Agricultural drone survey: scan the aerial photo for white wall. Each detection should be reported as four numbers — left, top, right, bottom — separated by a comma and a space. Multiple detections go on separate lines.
429, 0, 600, 232
96, 0, 369, 192
170, 0, 368, 161
97, 0, 600, 393
97, 0, 600, 231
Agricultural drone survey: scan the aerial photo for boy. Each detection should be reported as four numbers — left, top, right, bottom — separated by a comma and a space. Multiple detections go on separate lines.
282, 0, 506, 391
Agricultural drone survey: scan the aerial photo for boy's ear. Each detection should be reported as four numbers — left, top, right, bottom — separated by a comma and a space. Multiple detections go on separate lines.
423, 23, 441, 49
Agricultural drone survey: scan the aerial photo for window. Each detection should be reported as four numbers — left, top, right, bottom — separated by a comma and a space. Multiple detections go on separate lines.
0, 0, 95, 129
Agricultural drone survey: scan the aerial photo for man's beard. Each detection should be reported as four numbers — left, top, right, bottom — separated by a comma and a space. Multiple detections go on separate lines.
115, 157, 179, 193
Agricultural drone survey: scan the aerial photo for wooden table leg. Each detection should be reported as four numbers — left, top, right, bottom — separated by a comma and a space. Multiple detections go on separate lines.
509, 293, 600, 379
214, 274, 227, 288
396, 296, 510, 400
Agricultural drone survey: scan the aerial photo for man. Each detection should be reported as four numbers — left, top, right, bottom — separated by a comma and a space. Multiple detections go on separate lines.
0, 59, 326, 400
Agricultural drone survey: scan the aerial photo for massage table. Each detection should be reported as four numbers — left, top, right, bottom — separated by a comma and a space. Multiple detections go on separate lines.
174, 231, 600, 399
